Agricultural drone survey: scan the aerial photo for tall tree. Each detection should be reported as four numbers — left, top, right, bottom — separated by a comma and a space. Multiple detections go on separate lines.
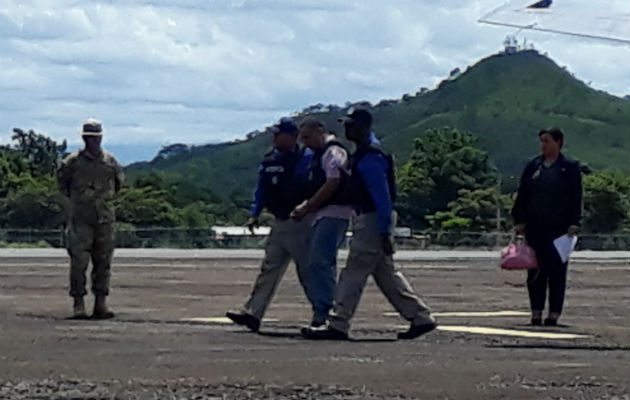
11, 128, 67, 177
582, 170, 629, 233
427, 187, 513, 232
397, 127, 498, 228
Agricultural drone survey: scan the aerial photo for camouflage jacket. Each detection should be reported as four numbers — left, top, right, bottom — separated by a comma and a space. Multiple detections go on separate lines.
57, 149, 124, 224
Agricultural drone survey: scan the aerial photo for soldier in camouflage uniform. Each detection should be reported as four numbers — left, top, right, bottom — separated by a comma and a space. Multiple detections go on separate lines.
57, 119, 124, 319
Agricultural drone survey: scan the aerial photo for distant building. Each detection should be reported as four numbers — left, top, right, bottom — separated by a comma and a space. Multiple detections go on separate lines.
377, 99, 397, 107
156, 143, 189, 160
246, 130, 262, 140
212, 226, 271, 238
211, 225, 413, 239
503, 35, 518, 54
447, 68, 462, 81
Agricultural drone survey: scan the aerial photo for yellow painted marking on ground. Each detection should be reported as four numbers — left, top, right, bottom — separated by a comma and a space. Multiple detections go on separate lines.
435, 311, 531, 317
534, 362, 591, 369
595, 266, 630, 271
384, 310, 530, 318
433, 325, 590, 339
183, 317, 279, 324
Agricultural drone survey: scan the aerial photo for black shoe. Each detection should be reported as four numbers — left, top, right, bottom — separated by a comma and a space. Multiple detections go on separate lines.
397, 322, 437, 340
531, 318, 542, 326
226, 311, 260, 332
91, 311, 115, 320
301, 325, 348, 340
543, 318, 558, 326
67, 313, 90, 320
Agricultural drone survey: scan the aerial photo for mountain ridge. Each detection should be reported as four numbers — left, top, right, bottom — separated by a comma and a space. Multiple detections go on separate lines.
127, 49, 630, 197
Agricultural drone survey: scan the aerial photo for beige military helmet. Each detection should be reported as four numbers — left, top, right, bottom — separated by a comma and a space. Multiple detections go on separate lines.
80, 118, 104, 136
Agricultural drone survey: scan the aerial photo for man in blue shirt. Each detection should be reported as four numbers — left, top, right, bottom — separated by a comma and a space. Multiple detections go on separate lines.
302, 108, 437, 340
226, 117, 314, 332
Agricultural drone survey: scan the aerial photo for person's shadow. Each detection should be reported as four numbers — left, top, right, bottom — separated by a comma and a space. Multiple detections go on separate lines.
256, 330, 397, 342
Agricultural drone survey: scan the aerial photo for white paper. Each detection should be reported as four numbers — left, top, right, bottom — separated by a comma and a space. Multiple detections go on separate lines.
553, 234, 578, 263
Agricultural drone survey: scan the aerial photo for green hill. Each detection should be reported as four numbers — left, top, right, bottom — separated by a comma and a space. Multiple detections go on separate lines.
127, 50, 630, 197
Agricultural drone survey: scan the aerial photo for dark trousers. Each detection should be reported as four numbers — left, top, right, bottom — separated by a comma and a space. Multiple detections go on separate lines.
526, 228, 569, 314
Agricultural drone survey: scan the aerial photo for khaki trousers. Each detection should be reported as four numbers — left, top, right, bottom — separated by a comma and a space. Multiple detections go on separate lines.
329, 212, 434, 333
243, 218, 312, 320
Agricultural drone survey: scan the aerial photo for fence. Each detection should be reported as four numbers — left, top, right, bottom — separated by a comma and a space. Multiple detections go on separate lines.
0, 227, 627, 251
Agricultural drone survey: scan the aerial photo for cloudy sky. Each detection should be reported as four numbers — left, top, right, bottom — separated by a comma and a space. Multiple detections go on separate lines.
1, 0, 628, 163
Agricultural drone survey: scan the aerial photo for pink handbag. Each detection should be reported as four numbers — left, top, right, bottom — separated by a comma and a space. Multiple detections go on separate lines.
500, 241, 539, 270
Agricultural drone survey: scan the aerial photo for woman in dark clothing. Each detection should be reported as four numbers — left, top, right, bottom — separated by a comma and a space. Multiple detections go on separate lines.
511, 128, 582, 326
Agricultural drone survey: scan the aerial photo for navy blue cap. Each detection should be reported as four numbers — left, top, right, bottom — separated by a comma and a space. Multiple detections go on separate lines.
272, 117, 298, 135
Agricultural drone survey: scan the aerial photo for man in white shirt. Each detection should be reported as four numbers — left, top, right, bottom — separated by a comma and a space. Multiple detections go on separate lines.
291, 117, 354, 327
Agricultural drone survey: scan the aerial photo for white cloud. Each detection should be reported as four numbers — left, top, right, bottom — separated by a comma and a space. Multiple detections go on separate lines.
0, 0, 627, 163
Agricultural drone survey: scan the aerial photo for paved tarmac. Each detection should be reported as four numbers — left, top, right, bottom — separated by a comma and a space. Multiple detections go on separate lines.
0, 250, 628, 399
0, 248, 628, 262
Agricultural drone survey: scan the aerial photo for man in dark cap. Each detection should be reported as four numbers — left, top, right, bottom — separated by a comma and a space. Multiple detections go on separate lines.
226, 117, 315, 332
301, 109, 437, 340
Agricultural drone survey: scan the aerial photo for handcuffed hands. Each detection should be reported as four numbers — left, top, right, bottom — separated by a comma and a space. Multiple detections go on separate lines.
290, 200, 310, 220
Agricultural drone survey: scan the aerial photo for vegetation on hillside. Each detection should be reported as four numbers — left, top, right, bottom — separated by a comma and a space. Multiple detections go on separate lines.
0, 127, 627, 243
127, 50, 630, 199
0, 50, 628, 248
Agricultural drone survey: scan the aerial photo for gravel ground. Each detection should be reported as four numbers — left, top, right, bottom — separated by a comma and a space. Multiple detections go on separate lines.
2, 377, 628, 400
0, 379, 412, 400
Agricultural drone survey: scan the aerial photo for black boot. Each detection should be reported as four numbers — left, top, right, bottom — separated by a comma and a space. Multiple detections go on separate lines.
70, 297, 88, 320
92, 295, 115, 320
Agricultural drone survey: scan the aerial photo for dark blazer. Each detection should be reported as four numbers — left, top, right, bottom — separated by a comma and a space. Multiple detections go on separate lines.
511, 153, 582, 236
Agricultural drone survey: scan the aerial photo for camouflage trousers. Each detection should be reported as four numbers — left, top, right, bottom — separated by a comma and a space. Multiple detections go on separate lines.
67, 220, 115, 298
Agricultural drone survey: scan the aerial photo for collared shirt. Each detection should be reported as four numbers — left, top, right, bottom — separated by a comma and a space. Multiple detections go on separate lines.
356, 133, 393, 234
313, 137, 355, 223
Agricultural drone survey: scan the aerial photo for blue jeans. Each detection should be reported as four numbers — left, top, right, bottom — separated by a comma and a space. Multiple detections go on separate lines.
307, 217, 349, 322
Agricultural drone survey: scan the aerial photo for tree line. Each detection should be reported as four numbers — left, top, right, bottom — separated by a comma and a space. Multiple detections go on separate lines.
0, 127, 627, 240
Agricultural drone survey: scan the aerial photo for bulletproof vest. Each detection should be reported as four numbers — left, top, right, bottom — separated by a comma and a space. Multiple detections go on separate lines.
306, 140, 349, 204
259, 147, 308, 219
345, 142, 396, 213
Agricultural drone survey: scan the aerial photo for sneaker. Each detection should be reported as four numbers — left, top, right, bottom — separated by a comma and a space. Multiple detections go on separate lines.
397, 322, 437, 340
301, 325, 348, 340
531, 318, 542, 326
226, 311, 260, 332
